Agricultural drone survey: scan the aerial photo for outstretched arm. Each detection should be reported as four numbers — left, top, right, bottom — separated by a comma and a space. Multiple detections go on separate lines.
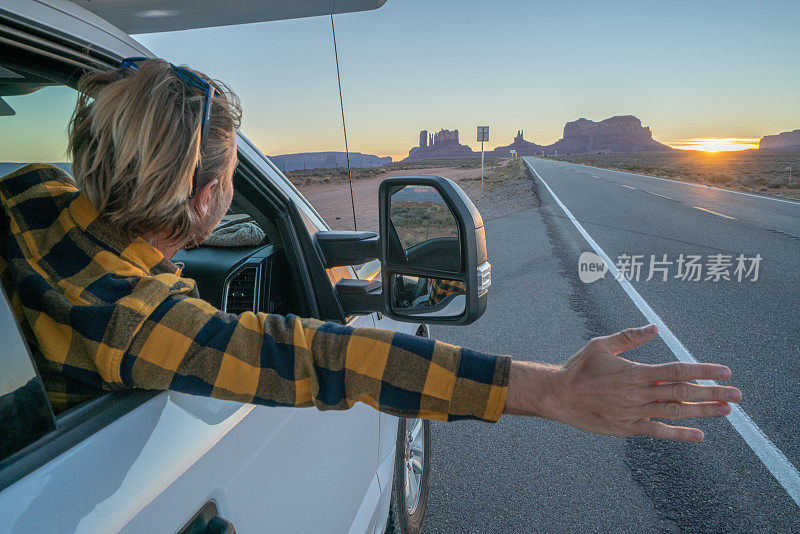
121, 294, 510, 422
122, 292, 738, 440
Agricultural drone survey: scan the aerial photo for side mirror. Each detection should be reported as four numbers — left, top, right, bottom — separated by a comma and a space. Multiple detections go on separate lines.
315, 176, 491, 325
378, 176, 490, 325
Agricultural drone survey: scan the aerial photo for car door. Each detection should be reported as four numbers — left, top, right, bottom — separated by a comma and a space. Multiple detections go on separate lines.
0, 8, 382, 531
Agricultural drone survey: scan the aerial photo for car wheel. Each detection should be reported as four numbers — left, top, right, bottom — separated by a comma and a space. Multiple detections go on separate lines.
386, 417, 431, 534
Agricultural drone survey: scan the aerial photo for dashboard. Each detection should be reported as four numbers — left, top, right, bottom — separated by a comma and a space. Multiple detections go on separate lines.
173, 244, 293, 316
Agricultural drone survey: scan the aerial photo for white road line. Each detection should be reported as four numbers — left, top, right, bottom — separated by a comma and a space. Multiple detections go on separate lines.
694, 206, 737, 220
541, 158, 800, 206
525, 158, 800, 507
647, 191, 674, 201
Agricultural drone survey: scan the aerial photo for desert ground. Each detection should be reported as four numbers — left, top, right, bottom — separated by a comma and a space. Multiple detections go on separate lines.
551, 150, 800, 201
288, 151, 799, 228
288, 158, 537, 231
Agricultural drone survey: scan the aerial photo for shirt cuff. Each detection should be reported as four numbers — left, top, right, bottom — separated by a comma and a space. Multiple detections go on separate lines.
447, 348, 511, 422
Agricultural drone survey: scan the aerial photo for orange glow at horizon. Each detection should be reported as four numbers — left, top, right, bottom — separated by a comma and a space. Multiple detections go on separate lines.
669, 138, 760, 152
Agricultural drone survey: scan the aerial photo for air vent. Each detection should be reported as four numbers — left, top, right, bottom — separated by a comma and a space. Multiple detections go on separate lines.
224, 266, 259, 314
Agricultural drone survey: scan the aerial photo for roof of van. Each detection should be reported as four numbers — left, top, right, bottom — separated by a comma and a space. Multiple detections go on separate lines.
70, 0, 388, 34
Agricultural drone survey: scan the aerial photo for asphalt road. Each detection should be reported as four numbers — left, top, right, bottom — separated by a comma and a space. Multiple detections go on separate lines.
425, 157, 800, 533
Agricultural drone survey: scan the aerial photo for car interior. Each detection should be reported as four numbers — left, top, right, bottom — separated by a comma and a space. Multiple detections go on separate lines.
173, 182, 301, 317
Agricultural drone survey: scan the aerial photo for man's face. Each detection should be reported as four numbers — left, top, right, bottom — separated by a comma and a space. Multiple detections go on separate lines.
208, 165, 234, 229
187, 140, 237, 248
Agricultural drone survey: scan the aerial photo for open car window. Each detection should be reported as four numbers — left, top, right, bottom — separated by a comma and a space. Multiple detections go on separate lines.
0, 65, 76, 176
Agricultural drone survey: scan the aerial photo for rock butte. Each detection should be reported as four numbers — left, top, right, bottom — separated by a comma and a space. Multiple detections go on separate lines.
406, 129, 477, 160
403, 115, 672, 161
759, 129, 800, 151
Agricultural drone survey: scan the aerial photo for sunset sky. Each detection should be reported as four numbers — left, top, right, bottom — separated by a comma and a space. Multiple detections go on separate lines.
133, 0, 800, 161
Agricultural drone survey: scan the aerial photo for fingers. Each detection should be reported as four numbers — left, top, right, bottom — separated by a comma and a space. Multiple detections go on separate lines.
647, 401, 731, 420
637, 361, 732, 384
643, 382, 742, 403
633, 421, 705, 442
600, 324, 658, 354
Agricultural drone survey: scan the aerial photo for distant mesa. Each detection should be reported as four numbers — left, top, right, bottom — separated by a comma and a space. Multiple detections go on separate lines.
270, 151, 392, 172
487, 130, 545, 157
759, 129, 800, 151
405, 129, 478, 161
549, 116, 672, 154
403, 115, 671, 161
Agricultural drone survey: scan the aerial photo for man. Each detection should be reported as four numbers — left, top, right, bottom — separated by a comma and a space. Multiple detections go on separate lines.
0, 58, 740, 440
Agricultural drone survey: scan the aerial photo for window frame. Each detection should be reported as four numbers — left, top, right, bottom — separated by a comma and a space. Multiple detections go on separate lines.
0, 283, 55, 466
0, 390, 158, 491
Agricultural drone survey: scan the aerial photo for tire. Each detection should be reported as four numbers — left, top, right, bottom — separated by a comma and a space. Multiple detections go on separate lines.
386, 417, 431, 534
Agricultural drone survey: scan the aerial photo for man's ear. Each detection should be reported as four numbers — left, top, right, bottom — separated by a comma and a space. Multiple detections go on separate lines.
191, 178, 219, 218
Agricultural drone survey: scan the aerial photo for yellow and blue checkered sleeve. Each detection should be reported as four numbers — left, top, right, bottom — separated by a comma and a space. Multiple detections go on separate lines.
124, 294, 510, 422
426, 278, 467, 306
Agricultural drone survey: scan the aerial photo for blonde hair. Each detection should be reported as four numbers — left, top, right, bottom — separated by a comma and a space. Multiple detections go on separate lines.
68, 59, 242, 243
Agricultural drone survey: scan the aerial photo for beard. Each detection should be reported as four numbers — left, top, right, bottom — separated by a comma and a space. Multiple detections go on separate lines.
185, 182, 233, 249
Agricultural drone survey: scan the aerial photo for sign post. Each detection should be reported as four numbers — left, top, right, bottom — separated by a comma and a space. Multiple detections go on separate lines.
477, 126, 489, 195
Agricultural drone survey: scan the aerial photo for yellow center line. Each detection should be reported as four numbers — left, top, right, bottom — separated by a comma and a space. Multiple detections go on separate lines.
621, 184, 636, 190
693, 206, 736, 220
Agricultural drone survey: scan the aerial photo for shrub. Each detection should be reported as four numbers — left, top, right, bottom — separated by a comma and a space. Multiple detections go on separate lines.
706, 173, 733, 184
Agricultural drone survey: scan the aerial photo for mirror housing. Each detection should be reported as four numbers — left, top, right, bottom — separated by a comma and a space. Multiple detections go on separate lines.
379, 176, 489, 325
317, 176, 490, 325
316, 231, 378, 268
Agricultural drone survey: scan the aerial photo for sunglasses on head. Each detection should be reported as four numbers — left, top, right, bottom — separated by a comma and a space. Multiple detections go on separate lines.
120, 57, 217, 199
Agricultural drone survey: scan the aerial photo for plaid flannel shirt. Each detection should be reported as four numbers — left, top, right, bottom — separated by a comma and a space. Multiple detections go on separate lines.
0, 164, 510, 420
426, 278, 467, 306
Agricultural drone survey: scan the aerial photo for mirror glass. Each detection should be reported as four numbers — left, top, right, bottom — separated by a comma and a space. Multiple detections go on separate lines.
389, 185, 461, 271
390, 274, 466, 318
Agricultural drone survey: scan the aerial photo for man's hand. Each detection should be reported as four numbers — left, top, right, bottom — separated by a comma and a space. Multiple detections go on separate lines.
503, 324, 742, 442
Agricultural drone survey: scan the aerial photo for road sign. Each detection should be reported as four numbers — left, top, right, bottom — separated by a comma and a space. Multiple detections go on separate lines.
477, 126, 489, 195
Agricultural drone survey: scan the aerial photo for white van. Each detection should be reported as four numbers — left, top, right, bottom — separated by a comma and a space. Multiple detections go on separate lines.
0, 2, 491, 533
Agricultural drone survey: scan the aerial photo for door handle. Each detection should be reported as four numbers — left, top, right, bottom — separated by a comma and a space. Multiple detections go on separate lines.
206, 517, 235, 534
179, 502, 235, 534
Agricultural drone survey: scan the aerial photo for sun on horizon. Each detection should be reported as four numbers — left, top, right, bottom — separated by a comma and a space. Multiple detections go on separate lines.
669, 138, 760, 152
